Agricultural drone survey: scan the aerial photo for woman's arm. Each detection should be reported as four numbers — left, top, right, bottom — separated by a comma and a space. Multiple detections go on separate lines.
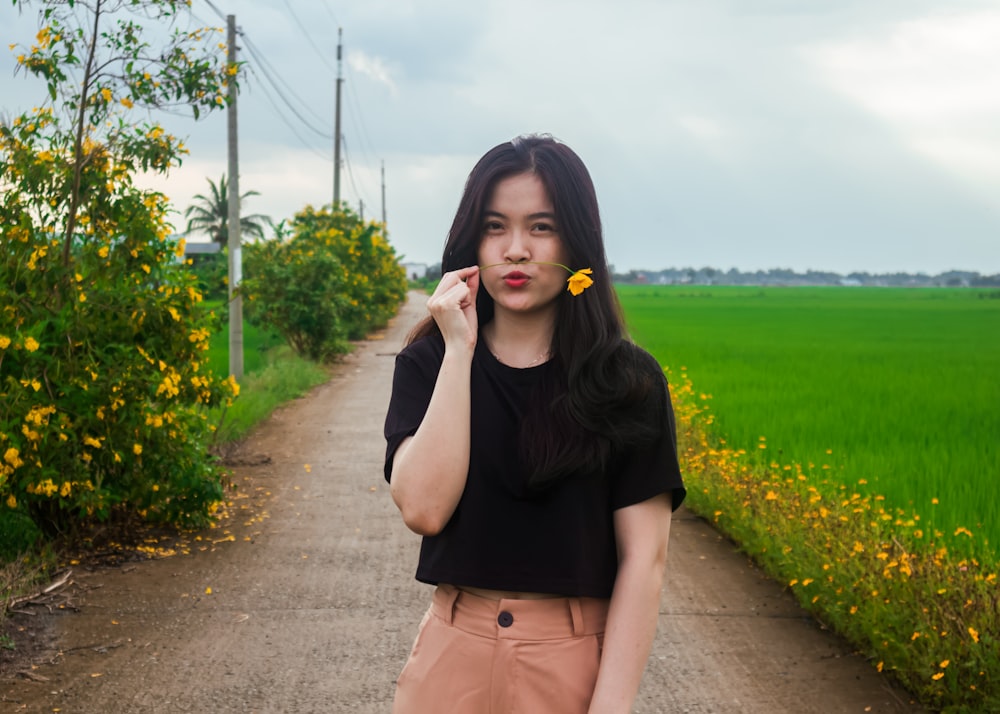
588, 492, 673, 714
389, 266, 479, 536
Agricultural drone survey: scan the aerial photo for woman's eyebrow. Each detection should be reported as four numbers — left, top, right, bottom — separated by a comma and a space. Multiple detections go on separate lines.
483, 210, 556, 219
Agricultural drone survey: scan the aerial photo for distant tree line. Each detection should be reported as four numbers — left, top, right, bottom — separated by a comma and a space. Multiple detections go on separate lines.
611, 267, 1000, 288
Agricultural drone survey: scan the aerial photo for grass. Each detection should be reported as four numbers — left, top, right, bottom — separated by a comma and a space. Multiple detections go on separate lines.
207, 345, 331, 443
620, 285, 1000, 554
618, 285, 999, 712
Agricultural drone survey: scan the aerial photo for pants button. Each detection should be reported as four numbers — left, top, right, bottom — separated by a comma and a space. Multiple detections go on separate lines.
497, 611, 514, 628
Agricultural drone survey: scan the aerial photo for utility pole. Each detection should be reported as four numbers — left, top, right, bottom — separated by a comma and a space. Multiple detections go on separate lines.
381, 160, 387, 229
359, 199, 364, 222
333, 28, 343, 209
226, 14, 243, 381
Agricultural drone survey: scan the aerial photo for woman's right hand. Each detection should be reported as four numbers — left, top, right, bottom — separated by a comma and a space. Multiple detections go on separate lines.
427, 266, 479, 353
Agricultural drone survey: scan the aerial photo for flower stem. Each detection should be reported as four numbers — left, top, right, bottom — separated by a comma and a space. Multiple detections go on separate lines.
477, 261, 575, 274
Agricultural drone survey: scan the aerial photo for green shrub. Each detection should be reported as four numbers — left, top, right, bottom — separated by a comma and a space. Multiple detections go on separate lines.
242, 204, 407, 360
1, 1, 238, 541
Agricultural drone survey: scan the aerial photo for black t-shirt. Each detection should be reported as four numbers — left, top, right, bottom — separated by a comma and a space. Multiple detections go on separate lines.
384, 333, 686, 598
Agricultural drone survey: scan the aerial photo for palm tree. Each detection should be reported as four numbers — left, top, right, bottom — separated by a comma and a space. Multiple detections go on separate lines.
184, 174, 273, 245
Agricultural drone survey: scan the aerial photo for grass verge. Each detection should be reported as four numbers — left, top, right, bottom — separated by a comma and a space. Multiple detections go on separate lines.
669, 365, 998, 713
207, 345, 332, 444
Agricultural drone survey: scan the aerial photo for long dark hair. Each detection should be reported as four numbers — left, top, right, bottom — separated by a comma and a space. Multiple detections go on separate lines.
410, 134, 666, 487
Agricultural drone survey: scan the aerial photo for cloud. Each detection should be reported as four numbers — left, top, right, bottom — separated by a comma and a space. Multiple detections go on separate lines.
347, 50, 398, 96
806, 9, 1000, 201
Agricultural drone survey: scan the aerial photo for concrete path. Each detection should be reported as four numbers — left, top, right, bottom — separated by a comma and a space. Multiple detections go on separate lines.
1, 292, 925, 713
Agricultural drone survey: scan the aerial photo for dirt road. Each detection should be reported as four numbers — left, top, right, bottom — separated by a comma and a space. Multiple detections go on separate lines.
1, 293, 926, 713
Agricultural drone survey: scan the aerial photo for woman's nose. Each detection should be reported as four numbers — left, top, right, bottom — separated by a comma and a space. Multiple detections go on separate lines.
504, 230, 530, 262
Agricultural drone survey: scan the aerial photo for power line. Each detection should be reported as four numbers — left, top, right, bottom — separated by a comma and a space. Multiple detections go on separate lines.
344, 64, 380, 174
321, 0, 341, 29
341, 135, 374, 210
200, 0, 227, 23
244, 61, 333, 163
240, 31, 334, 140
279, 0, 336, 75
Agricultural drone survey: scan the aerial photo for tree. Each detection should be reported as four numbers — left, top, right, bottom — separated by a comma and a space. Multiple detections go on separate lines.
184, 174, 273, 245
242, 204, 407, 360
1, 0, 240, 542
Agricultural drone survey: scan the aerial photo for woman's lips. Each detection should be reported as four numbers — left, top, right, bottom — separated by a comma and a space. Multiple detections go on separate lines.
502, 270, 529, 288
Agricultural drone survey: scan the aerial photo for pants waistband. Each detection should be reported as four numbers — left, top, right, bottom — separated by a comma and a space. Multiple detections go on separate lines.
431, 584, 608, 641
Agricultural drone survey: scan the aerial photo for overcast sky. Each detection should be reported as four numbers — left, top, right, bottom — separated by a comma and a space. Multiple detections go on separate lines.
3, 0, 999, 274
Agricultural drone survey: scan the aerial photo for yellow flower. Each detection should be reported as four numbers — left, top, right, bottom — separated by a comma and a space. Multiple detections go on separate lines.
24, 337, 40, 352
932, 672, 944, 681
4, 448, 22, 468
0, 335, 10, 349
566, 268, 594, 296
6, 495, 16, 509
133, 443, 142, 455
969, 626, 980, 643
100, 87, 112, 102
120, 96, 134, 109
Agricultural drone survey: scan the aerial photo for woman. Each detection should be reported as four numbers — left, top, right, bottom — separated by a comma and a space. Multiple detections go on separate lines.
383, 134, 685, 713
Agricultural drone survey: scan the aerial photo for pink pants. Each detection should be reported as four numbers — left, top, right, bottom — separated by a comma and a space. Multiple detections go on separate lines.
392, 585, 610, 714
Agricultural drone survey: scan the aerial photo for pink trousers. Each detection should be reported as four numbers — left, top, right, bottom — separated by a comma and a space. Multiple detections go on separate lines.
392, 585, 610, 714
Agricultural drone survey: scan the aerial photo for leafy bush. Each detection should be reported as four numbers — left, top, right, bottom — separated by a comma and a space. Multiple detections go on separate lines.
1, 1, 238, 545
242, 205, 407, 361
188, 251, 229, 303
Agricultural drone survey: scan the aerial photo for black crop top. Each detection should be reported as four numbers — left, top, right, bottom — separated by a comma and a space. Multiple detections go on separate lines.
383, 333, 686, 598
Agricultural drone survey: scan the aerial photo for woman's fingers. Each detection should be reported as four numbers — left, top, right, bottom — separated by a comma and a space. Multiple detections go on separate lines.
428, 267, 479, 347
430, 266, 479, 309
463, 269, 480, 308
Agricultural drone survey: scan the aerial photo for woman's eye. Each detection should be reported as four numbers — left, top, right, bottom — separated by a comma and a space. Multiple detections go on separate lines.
483, 221, 504, 232
533, 222, 556, 233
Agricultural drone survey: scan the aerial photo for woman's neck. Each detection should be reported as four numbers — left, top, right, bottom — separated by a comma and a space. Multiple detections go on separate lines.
483, 310, 556, 368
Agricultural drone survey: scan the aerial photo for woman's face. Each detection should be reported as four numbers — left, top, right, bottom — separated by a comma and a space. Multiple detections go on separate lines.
476, 172, 571, 316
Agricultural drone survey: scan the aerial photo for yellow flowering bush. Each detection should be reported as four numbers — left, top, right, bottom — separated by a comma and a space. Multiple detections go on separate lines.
242, 204, 407, 360
1, 1, 239, 553
667, 366, 999, 712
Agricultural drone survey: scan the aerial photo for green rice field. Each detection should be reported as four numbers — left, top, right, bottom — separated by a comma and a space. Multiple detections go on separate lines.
619, 285, 1000, 557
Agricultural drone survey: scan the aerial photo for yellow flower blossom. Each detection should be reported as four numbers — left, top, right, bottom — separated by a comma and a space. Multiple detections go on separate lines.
566, 268, 594, 296
24, 336, 40, 352
968, 627, 980, 643
0, 335, 10, 349
6, 495, 16, 509
100, 87, 112, 102
83, 436, 102, 449
133, 443, 143, 455
4, 448, 23, 468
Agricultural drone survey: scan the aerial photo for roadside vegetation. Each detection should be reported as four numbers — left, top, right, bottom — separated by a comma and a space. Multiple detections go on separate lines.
621, 285, 998, 713
1, 1, 406, 631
